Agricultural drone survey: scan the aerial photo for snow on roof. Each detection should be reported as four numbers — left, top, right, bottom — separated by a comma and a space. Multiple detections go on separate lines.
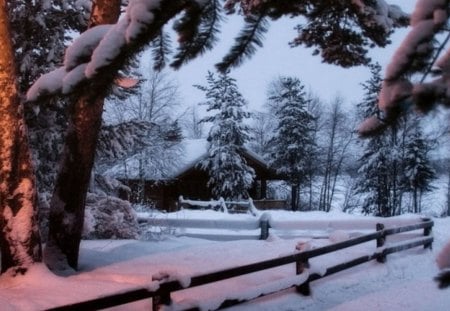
105, 138, 272, 181
105, 138, 209, 180
172, 138, 209, 178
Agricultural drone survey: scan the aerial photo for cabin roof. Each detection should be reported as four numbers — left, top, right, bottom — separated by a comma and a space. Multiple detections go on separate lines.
106, 138, 277, 181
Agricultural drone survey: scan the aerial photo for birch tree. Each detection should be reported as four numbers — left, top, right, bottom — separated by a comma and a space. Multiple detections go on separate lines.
318, 97, 354, 212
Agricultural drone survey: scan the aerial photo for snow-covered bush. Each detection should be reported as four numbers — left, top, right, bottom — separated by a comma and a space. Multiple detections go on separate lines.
83, 193, 139, 239
93, 174, 131, 199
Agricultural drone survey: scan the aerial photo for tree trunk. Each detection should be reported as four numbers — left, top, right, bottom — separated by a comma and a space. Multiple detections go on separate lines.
291, 184, 298, 211
45, 0, 120, 271
0, 0, 42, 274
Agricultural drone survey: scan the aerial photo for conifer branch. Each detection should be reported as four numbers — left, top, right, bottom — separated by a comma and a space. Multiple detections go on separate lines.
171, 0, 223, 69
150, 29, 172, 71
216, 12, 268, 72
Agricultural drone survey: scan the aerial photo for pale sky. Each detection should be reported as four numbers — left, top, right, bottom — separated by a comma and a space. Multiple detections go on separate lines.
165, 0, 417, 112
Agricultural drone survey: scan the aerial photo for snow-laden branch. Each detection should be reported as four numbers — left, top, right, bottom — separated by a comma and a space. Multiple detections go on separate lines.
26, 0, 410, 103
351, 0, 408, 32
26, 0, 182, 102
359, 0, 450, 136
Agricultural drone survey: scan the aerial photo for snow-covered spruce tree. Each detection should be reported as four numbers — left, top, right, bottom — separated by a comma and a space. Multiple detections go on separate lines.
402, 124, 436, 214
356, 136, 394, 216
268, 77, 316, 211
355, 63, 412, 217
197, 71, 255, 200
355, 63, 384, 215
356, 63, 395, 216
0, 0, 42, 274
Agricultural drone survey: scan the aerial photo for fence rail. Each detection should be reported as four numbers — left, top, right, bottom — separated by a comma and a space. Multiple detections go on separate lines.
48, 218, 433, 311
178, 196, 259, 216
138, 213, 429, 241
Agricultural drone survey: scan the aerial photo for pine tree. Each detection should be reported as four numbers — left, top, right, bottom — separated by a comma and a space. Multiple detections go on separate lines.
197, 71, 255, 200
402, 125, 436, 213
268, 77, 316, 211
355, 64, 393, 216
356, 63, 411, 217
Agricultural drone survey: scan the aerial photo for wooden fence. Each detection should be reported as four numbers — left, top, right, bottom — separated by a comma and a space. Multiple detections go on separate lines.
48, 218, 433, 311
138, 213, 428, 241
138, 212, 270, 240
178, 196, 259, 216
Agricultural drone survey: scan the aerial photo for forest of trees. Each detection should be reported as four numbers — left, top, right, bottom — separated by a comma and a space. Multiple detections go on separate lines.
1, 0, 450, 279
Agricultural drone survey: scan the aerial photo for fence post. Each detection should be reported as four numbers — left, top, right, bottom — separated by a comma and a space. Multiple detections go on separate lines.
152, 293, 171, 311
248, 197, 258, 216
178, 196, 184, 210
422, 217, 433, 250
259, 213, 270, 240
219, 197, 229, 213
376, 223, 386, 263
295, 258, 311, 295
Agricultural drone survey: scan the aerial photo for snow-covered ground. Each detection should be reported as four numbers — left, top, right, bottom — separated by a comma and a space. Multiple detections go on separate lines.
0, 209, 449, 311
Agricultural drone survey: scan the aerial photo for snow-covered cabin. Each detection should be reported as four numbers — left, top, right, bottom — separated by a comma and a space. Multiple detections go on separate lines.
106, 139, 280, 211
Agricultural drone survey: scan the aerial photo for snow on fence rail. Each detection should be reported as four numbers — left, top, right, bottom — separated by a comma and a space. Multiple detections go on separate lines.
138, 212, 428, 241
48, 219, 434, 311
139, 213, 269, 240
178, 196, 259, 216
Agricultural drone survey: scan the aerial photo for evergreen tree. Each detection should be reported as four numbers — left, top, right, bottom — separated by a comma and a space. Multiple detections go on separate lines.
402, 125, 436, 213
269, 77, 316, 211
197, 71, 255, 200
355, 64, 394, 216
357, 138, 392, 216
356, 63, 412, 217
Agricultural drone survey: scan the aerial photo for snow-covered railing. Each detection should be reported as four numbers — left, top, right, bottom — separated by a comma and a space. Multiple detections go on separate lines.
48, 218, 433, 311
178, 196, 259, 216
138, 212, 427, 241
139, 212, 271, 240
